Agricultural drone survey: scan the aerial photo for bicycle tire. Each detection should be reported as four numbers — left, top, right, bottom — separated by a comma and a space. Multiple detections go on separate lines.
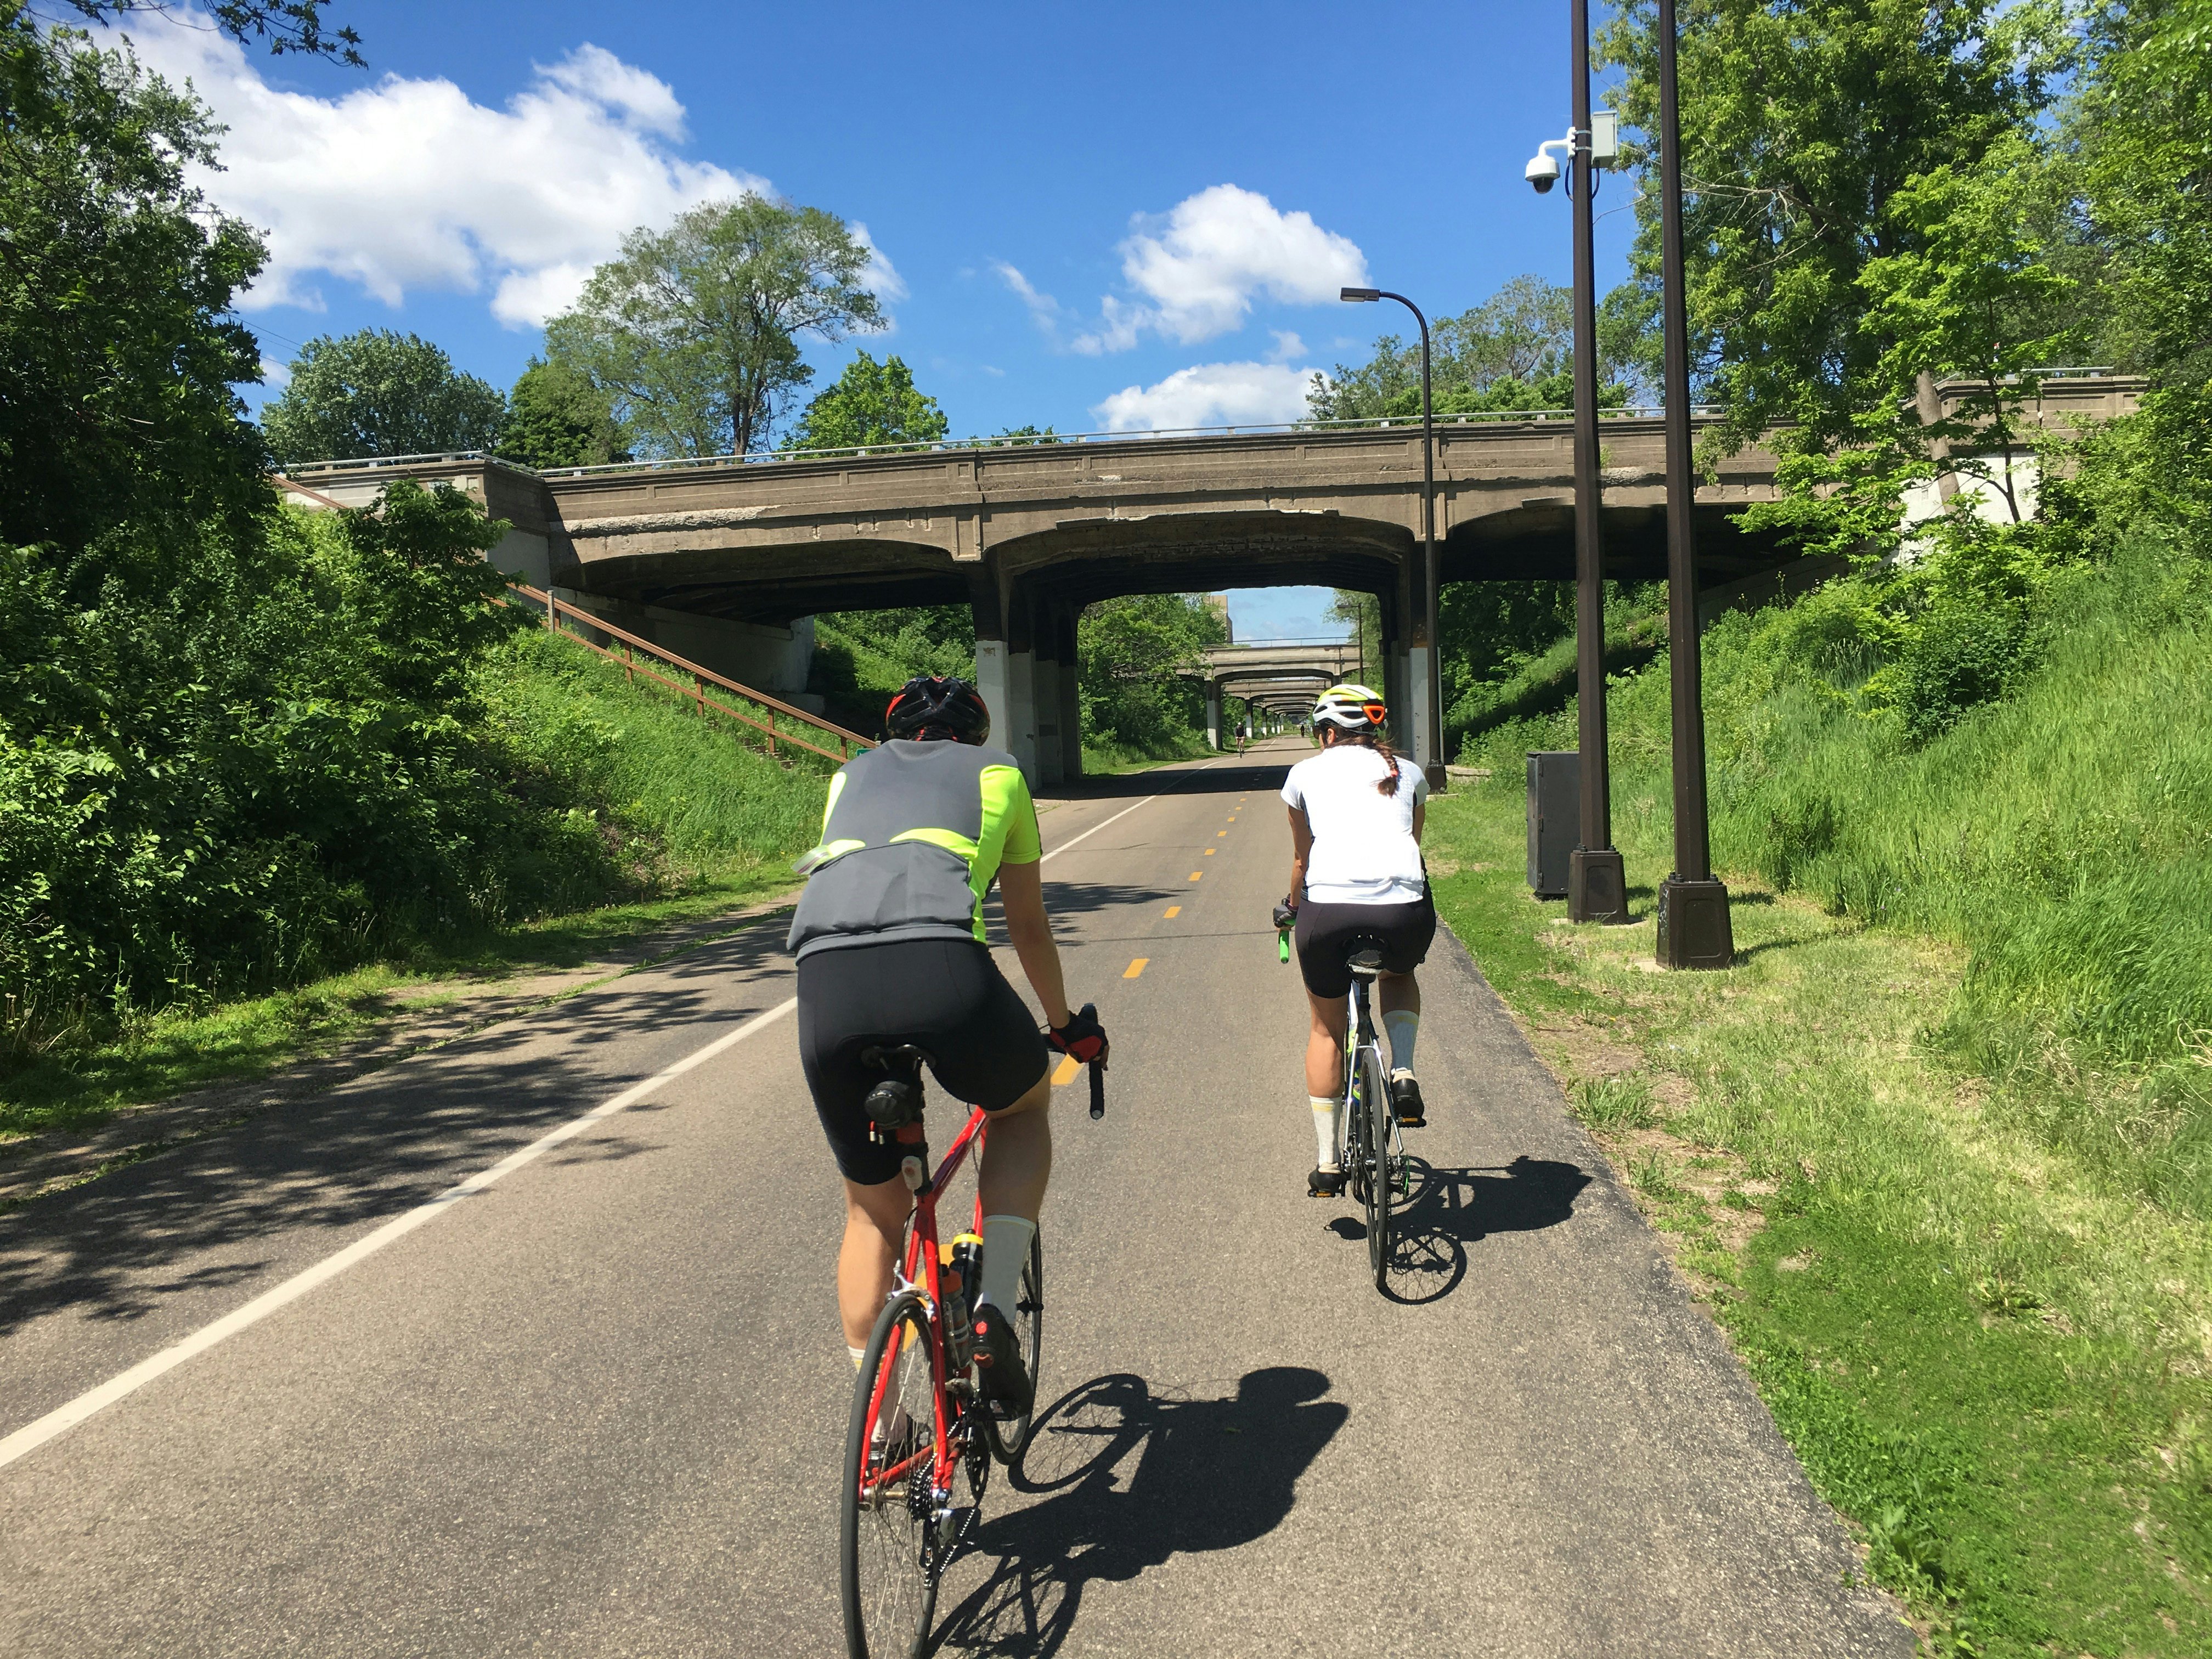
841, 1291, 940, 1659
1364, 1044, 1394, 1289
983, 1229, 1045, 1464
1344, 1062, 1372, 1208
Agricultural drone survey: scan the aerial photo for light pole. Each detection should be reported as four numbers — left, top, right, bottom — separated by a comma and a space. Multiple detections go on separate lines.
1652, 0, 1734, 968
1340, 285, 1447, 794
1525, 0, 1627, 923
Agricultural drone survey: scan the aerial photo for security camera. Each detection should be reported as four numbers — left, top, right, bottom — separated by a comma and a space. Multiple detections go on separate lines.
1525, 152, 1560, 194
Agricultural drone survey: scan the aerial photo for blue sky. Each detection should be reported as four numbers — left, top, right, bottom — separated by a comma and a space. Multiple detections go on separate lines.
115, 1, 1638, 640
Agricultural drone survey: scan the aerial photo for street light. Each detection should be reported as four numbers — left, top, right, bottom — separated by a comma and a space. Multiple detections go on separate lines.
1340, 285, 1446, 794
1651, 0, 1734, 968
1524, 0, 1627, 924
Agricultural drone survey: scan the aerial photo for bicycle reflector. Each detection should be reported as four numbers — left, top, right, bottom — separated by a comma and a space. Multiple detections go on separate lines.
1361, 701, 1387, 726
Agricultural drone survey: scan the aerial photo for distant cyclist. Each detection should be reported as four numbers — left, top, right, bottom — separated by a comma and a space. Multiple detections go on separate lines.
787, 675, 1107, 1414
1273, 684, 1434, 1197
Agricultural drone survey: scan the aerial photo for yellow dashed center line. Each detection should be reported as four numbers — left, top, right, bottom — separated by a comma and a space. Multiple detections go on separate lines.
1051, 1054, 1081, 1086
1189, 871, 1203, 881
1164, 905, 1181, 918
1124, 958, 1149, 979
1203, 848, 1215, 856
1216, 831, 1228, 837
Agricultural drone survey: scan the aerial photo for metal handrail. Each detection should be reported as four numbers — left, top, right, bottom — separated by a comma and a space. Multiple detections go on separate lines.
275, 368, 2134, 483
509, 583, 874, 765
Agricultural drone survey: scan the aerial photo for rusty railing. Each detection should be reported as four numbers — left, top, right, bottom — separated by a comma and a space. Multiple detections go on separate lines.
509, 583, 874, 765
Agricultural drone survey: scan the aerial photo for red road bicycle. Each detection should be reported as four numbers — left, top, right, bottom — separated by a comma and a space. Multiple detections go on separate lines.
839, 1010, 1105, 1659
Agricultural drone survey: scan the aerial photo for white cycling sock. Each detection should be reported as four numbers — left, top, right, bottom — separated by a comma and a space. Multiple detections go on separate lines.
1311, 1094, 1341, 1169
975, 1214, 1037, 1314
1384, 1010, 1420, 1074
849, 1344, 867, 1372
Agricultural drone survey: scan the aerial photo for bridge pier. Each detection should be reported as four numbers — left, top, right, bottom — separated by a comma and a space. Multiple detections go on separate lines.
1205, 681, 1223, 751
1057, 611, 1084, 781
1034, 653, 1063, 787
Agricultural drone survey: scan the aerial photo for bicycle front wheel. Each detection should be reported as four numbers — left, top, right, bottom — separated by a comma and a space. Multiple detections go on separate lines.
983, 1228, 1045, 1464
841, 1291, 941, 1659
1363, 1044, 1395, 1289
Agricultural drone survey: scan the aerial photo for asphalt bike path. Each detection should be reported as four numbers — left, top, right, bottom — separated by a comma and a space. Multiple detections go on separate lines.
0, 738, 1906, 1656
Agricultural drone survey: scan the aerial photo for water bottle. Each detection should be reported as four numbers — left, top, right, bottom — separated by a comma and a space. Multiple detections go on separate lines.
942, 1233, 984, 1369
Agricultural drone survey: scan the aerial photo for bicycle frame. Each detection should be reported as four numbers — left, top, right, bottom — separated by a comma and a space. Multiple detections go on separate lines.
1340, 967, 1404, 1198
856, 1103, 992, 1508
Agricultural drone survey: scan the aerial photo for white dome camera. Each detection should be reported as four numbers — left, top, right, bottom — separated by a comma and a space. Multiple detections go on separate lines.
1525, 151, 1561, 194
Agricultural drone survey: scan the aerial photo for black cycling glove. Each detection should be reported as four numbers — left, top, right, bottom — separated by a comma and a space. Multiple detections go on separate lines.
1047, 1006, 1109, 1066
1272, 899, 1299, 932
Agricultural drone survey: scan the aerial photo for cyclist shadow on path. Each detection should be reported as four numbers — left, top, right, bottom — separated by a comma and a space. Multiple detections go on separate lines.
1324, 1155, 1593, 1307
930, 1367, 1346, 1657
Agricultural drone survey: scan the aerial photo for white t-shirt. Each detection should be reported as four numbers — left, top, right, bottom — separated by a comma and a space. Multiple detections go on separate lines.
1281, 744, 1430, 904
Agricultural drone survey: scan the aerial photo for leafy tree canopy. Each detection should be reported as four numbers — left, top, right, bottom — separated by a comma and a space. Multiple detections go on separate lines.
501, 356, 628, 471
1078, 592, 1227, 756
261, 330, 506, 468
48, 2, 363, 63
1309, 274, 1644, 421
0, 11, 269, 549
546, 195, 884, 460
787, 351, 947, 453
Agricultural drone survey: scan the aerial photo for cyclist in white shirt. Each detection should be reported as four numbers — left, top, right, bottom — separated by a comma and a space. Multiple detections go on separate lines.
1274, 684, 1436, 1197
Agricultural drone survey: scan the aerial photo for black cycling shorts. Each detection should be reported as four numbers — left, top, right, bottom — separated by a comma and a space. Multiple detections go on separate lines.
1293, 891, 1436, 1000
797, 936, 1052, 1186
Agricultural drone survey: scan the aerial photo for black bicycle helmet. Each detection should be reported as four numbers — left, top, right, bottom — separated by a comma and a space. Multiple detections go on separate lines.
884, 675, 990, 743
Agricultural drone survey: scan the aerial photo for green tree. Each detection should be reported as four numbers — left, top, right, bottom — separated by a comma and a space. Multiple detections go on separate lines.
545, 195, 884, 459
52, 2, 363, 63
0, 12, 269, 549
261, 330, 505, 467
786, 351, 947, 452
986, 425, 1059, 445
1596, 0, 2069, 460
1308, 273, 1640, 421
1077, 593, 1227, 756
501, 356, 627, 470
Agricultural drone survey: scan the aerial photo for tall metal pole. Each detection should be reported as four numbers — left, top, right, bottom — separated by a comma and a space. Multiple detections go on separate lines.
1653, 0, 1734, 968
1567, 0, 1626, 923
1409, 298, 1444, 794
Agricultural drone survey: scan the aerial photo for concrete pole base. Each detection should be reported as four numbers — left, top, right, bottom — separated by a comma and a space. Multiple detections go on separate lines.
1568, 848, 1629, 924
1656, 876, 1735, 969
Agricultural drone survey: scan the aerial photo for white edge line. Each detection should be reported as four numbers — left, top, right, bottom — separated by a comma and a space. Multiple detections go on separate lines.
0, 997, 798, 1472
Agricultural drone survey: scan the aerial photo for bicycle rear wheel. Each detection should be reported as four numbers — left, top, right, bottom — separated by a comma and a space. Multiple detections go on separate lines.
841, 1291, 941, 1659
983, 1228, 1045, 1464
1362, 1043, 1394, 1289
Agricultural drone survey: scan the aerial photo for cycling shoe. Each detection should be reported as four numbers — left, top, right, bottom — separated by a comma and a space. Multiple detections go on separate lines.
1390, 1069, 1426, 1127
971, 1301, 1033, 1418
1308, 1165, 1346, 1198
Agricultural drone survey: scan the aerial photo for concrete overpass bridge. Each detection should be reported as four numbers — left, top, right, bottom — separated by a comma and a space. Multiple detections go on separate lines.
281, 373, 2141, 785
1184, 640, 1364, 748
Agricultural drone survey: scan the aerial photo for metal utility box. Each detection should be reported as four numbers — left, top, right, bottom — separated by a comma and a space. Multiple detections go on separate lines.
1527, 751, 1579, 897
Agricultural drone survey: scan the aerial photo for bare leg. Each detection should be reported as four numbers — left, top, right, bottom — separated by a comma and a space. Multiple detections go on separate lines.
1378, 969, 1420, 1017
1305, 990, 1349, 1099
978, 1066, 1054, 1221
839, 1176, 913, 1351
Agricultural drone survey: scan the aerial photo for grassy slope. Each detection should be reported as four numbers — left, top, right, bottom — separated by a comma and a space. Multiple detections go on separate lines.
1, 628, 827, 1142
1426, 543, 2212, 1653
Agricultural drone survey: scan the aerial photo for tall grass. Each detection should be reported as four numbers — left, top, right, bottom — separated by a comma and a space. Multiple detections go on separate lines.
1463, 536, 2212, 1218
477, 627, 829, 887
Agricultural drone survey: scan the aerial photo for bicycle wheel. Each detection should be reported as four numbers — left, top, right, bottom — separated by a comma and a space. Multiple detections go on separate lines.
841, 1291, 941, 1659
984, 1228, 1045, 1464
1344, 1064, 1371, 1208
1363, 1043, 1395, 1289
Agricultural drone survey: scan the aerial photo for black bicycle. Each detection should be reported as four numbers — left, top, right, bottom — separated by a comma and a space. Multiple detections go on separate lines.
1278, 917, 1406, 1291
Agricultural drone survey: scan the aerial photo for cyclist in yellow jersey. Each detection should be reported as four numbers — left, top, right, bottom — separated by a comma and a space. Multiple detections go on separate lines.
788, 676, 1107, 1415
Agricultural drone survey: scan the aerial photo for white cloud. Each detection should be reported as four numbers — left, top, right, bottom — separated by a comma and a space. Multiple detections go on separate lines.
105, 12, 791, 328
1267, 329, 1307, 363
257, 356, 290, 388
1071, 185, 1367, 353
995, 261, 1064, 333
1091, 361, 1318, 432
851, 222, 907, 304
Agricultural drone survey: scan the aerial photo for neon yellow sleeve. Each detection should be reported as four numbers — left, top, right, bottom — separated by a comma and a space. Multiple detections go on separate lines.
980, 763, 1042, 868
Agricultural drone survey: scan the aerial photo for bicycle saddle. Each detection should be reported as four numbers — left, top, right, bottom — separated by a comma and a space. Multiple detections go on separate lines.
858, 1043, 931, 1135
1344, 936, 1387, 976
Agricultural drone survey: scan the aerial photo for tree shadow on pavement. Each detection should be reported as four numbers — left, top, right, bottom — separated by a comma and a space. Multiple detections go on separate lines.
0, 923, 797, 1346
928, 1367, 1345, 1656
1322, 1155, 1593, 1306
